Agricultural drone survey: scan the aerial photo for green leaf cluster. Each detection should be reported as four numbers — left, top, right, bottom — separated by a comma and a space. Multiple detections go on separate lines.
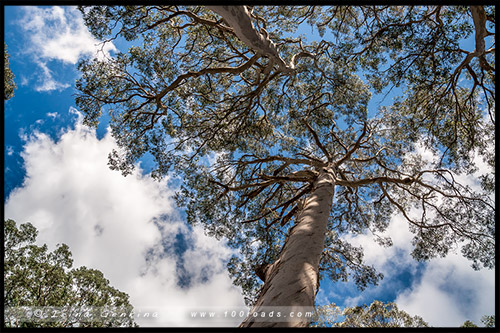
312, 300, 428, 327
4, 43, 16, 100
4, 219, 137, 328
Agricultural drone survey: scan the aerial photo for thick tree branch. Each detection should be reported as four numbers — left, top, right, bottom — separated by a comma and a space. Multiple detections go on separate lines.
209, 178, 276, 192
335, 175, 414, 188
470, 6, 494, 72
239, 155, 325, 168
157, 53, 261, 101
261, 169, 319, 183
207, 6, 290, 71
470, 7, 487, 55
207, 6, 312, 74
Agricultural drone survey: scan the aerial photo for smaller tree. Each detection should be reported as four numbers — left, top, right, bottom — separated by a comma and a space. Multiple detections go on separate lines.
312, 300, 428, 327
462, 320, 478, 327
480, 315, 496, 328
4, 219, 137, 328
4, 43, 16, 100
461, 315, 496, 328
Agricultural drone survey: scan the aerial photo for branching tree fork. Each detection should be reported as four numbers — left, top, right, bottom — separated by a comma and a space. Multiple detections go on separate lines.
76, 6, 495, 327
190, 115, 493, 327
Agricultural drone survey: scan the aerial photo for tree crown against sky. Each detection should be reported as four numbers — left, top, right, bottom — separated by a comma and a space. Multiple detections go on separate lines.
75, 5, 495, 321
4, 219, 137, 328
312, 300, 429, 327
4, 43, 16, 100
76, 5, 495, 177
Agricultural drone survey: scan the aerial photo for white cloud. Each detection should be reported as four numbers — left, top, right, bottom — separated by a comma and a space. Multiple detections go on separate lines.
4, 108, 246, 327
33, 60, 71, 92
46, 112, 58, 120
20, 6, 116, 64
19, 75, 30, 87
395, 253, 495, 327
337, 210, 495, 327
18, 6, 117, 91
6, 145, 15, 156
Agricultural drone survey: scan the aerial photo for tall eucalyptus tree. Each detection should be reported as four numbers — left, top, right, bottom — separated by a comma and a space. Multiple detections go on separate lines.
76, 6, 494, 327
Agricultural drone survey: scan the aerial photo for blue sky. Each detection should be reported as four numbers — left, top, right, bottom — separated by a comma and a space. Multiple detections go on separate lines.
3, 6, 495, 327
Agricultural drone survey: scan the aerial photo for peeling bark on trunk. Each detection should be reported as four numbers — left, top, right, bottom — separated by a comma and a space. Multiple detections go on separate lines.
240, 168, 336, 327
207, 6, 293, 73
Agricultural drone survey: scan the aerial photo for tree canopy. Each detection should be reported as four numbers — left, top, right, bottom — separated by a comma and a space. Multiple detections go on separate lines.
75, 5, 495, 326
76, 6, 494, 178
4, 43, 16, 100
312, 300, 428, 327
461, 315, 496, 328
4, 219, 137, 328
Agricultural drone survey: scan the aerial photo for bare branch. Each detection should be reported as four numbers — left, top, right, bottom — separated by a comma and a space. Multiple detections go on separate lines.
261, 169, 319, 183
334, 122, 368, 167
301, 119, 332, 162
157, 53, 261, 100
239, 155, 325, 168
335, 175, 414, 188
209, 178, 275, 192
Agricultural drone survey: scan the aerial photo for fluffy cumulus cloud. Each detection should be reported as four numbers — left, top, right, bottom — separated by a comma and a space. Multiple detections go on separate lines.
17, 6, 116, 91
395, 252, 495, 327
4, 109, 246, 327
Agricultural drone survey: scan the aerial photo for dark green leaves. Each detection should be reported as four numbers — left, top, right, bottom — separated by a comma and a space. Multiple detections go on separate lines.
4, 43, 16, 100
313, 300, 429, 327
4, 220, 137, 328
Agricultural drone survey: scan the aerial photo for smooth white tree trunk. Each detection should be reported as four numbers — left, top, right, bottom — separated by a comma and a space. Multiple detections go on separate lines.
240, 167, 336, 327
